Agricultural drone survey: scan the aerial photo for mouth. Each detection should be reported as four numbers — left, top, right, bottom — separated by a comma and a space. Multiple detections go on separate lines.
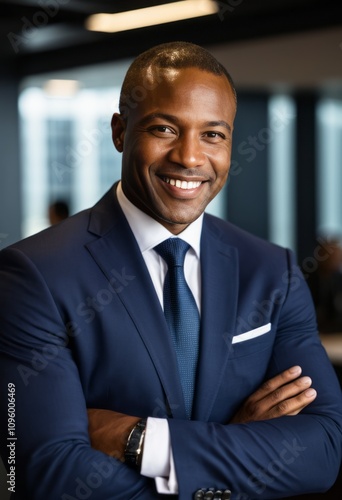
161, 176, 203, 190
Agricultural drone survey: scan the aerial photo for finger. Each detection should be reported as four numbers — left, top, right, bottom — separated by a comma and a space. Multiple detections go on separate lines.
240, 376, 312, 420
269, 387, 317, 418
248, 366, 303, 404
267, 376, 313, 405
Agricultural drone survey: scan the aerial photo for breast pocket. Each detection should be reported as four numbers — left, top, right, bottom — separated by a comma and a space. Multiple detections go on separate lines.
230, 323, 273, 358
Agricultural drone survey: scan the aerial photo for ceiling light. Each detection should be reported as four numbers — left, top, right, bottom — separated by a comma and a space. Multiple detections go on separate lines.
43, 79, 80, 97
85, 0, 218, 33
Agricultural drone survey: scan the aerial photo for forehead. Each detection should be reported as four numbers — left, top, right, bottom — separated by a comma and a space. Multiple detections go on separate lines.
128, 67, 236, 122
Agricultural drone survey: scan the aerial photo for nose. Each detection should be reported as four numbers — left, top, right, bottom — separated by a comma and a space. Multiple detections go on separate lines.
167, 132, 206, 169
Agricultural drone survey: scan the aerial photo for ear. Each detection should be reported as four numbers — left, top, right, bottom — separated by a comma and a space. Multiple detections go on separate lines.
111, 113, 126, 152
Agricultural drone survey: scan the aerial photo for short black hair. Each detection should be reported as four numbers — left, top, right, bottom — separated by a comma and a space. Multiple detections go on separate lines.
119, 41, 237, 117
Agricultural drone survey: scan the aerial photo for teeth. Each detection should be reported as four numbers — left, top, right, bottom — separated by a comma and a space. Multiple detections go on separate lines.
164, 177, 202, 190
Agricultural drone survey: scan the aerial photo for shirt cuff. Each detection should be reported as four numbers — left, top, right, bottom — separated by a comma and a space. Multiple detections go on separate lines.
140, 417, 178, 494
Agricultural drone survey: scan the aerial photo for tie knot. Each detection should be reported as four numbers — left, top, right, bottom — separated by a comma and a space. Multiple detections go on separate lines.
155, 238, 190, 267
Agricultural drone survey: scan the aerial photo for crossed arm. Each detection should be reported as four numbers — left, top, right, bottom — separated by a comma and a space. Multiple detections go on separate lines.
1, 245, 340, 499
87, 365, 317, 461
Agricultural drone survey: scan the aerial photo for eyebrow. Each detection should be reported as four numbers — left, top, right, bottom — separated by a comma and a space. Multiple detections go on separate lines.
205, 120, 232, 133
139, 113, 232, 134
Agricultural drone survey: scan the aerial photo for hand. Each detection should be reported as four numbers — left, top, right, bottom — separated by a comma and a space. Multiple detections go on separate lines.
87, 408, 140, 461
87, 367, 317, 457
229, 365, 317, 424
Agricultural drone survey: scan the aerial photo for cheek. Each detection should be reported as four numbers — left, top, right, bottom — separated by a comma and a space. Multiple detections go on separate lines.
122, 144, 146, 176
212, 151, 231, 180
130, 140, 162, 172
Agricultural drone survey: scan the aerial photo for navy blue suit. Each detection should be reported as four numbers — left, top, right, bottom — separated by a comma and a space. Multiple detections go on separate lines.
1, 184, 341, 499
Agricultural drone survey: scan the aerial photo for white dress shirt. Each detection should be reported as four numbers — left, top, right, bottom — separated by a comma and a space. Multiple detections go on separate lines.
116, 182, 203, 494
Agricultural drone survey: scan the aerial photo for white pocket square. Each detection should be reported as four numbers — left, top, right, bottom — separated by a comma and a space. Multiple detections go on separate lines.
232, 323, 271, 344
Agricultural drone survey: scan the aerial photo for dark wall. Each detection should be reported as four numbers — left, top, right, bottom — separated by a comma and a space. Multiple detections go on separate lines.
0, 65, 22, 248
227, 93, 269, 241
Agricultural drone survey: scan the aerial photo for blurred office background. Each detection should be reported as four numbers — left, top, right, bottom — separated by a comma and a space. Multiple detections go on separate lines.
1, 0, 342, 264
1, 1, 342, 498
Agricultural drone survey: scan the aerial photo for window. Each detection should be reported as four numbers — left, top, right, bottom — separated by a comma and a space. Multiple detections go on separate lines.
19, 85, 122, 237
316, 97, 342, 238
268, 94, 296, 250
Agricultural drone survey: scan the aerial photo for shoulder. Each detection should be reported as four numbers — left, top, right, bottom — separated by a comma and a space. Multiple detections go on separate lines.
202, 213, 297, 279
2, 208, 91, 261
204, 213, 291, 256
1, 184, 122, 266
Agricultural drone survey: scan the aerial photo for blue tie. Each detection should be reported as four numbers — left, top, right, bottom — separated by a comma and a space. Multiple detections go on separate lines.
155, 238, 200, 419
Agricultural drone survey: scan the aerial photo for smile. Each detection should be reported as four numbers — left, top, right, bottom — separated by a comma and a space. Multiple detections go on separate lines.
162, 177, 202, 190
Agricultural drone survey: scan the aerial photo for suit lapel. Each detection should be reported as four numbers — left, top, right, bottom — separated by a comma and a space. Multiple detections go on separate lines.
85, 186, 187, 418
84, 187, 239, 421
192, 216, 239, 421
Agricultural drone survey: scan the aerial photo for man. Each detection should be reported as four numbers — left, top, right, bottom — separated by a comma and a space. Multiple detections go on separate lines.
0, 42, 341, 500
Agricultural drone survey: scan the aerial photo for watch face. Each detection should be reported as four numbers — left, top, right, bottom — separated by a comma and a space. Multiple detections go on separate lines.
124, 419, 147, 468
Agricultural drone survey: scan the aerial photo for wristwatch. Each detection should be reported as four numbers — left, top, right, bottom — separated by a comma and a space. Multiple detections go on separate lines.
124, 418, 147, 468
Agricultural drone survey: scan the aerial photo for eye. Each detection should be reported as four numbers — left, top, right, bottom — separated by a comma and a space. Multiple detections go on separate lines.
203, 131, 226, 142
148, 125, 175, 136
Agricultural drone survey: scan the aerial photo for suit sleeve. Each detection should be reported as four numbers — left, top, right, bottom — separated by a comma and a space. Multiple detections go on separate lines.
168, 249, 342, 499
0, 247, 161, 500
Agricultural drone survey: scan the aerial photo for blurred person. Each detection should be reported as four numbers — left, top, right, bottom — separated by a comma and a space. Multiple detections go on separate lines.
307, 236, 342, 333
48, 200, 70, 225
0, 42, 342, 500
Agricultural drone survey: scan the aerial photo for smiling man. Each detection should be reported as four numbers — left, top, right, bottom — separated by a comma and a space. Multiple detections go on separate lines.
113, 64, 236, 233
0, 42, 342, 500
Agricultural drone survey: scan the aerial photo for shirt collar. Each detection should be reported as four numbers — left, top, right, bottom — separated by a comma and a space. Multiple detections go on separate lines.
116, 182, 203, 257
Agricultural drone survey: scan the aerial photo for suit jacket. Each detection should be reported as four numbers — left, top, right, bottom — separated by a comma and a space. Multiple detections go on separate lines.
0, 184, 341, 500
